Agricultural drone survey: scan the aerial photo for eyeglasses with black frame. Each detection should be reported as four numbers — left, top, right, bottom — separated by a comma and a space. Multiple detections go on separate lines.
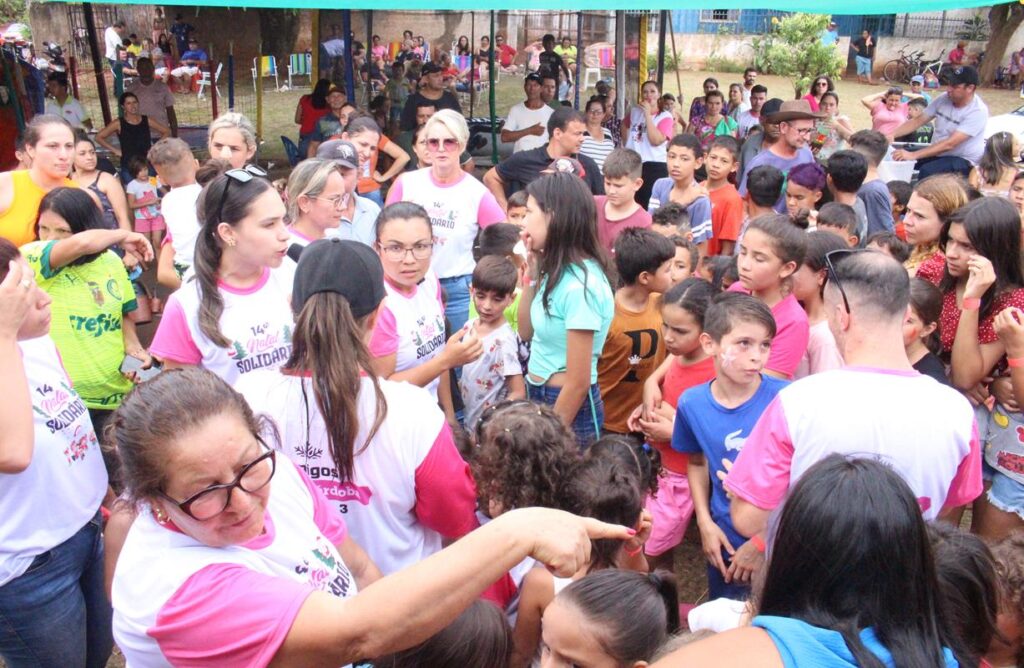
215, 164, 268, 224
158, 437, 276, 521
378, 240, 435, 261
823, 248, 870, 313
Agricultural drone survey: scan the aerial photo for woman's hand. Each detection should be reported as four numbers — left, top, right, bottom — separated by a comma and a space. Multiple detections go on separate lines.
122, 348, 154, 384
0, 261, 35, 341
963, 255, 996, 301
122, 253, 140, 271
499, 507, 635, 577
122, 233, 154, 264
440, 324, 483, 369
995, 306, 1024, 358
726, 539, 765, 584
623, 508, 653, 555
989, 376, 1020, 412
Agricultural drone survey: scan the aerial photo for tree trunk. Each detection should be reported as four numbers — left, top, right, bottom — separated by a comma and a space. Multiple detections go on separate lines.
436, 12, 464, 61
981, 2, 1024, 85
258, 9, 301, 82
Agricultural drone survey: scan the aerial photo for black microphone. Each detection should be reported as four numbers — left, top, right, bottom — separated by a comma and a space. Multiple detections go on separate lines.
286, 243, 305, 264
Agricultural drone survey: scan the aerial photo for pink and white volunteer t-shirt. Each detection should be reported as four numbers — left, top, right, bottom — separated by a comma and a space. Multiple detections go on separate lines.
150, 267, 294, 385
386, 168, 505, 279
112, 457, 355, 668
0, 335, 108, 586
369, 272, 446, 397
724, 367, 982, 520
237, 371, 478, 574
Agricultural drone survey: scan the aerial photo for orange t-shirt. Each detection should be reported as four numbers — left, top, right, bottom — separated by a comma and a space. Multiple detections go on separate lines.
0, 171, 78, 248
597, 294, 666, 434
357, 135, 391, 195
707, 184, 744, 256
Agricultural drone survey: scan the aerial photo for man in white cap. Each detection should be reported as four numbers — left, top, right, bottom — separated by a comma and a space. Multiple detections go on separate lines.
738, 99, 823, 211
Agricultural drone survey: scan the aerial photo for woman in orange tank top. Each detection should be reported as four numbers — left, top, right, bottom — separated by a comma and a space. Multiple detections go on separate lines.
0, 115, 79, 247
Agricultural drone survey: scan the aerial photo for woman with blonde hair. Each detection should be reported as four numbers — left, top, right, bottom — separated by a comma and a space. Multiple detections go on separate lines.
386, 109, 505, 331
207, 112, 257, 169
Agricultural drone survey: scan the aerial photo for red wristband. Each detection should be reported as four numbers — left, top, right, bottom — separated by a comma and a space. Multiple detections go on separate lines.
1008, 357, 1024, 369
750, 534, 766, 553
962, 297, 981, 311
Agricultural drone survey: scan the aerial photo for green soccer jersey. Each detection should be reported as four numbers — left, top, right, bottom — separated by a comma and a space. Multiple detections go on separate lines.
22, 240, 137, 409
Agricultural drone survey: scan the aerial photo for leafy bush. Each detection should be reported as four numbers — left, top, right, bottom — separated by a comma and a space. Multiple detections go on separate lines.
957, 15, 989, 42
765, 13, 845, 97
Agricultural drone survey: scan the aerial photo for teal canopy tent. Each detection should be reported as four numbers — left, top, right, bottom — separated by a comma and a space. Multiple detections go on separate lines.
56, 0, 998, 11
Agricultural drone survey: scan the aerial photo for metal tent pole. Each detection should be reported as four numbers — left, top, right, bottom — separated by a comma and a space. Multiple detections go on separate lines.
489, 10, 498, 165
82, 2, 112, 126
574, 11, 582, 108
342, 10, 354, 102
656, 10, 667, 90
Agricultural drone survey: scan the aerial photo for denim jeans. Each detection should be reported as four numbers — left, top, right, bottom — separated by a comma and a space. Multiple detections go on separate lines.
0, 513, 113, 668
914, 155, 973, 181
362, 188, 384, 207
440, 273, 472, 334
526, 382, 604, 450
707, 562, 752, 601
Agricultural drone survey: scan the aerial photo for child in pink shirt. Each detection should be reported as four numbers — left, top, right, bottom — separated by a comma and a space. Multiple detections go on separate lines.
734, 214, 810, 379
791, 231, 847, 378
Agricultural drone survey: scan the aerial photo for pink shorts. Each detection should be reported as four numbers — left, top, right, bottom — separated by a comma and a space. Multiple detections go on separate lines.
644, 469, 694, 557
134, 215, 166, 233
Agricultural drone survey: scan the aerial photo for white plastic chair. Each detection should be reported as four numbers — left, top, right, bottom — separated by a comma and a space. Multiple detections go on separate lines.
251, 55, 279, 92
197, 62, 222, 100
583, 67, 602, 90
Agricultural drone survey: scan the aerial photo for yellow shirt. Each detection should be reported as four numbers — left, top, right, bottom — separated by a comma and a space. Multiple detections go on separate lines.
0, 171, 77, 247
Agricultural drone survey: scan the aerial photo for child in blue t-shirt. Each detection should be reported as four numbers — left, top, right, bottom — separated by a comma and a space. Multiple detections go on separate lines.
672, 292, 788, 601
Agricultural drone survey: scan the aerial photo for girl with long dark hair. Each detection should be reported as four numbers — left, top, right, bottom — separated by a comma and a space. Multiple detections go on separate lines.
148, 163, 293, 384
518, 172, 614, 447
656, 455, 967, 667
237, 238, 477, 575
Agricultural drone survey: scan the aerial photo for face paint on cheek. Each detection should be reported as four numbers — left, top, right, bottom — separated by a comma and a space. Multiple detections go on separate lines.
720, 345, 739, 368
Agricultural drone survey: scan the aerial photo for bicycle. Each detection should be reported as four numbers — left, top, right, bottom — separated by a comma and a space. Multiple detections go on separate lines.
883, 45, 925, 84
920, 49, 947, 81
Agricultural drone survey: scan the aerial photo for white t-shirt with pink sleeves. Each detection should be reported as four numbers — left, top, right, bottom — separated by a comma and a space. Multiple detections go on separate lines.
369, 272, 446, 397
236, 371, 478, 575
724, 367, 983, 520
149, 267, 294, 385
112, 457, 355, 668
386, 167, 505, 279
0, 335, 108, 587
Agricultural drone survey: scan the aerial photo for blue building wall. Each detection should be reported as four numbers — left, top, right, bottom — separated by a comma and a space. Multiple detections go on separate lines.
669, 10, 895, 37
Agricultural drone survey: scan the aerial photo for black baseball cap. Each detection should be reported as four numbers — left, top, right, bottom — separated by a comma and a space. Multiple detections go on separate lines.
316, 139, 359, 170
291, 238, 386, 318
421, 62, 443, 75
947, 65, 979, 87
760, 98, 784, 120
525, 72, 542, 84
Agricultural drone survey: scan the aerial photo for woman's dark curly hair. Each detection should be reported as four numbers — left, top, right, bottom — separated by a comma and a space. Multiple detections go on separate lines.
472, 401, 578, 515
